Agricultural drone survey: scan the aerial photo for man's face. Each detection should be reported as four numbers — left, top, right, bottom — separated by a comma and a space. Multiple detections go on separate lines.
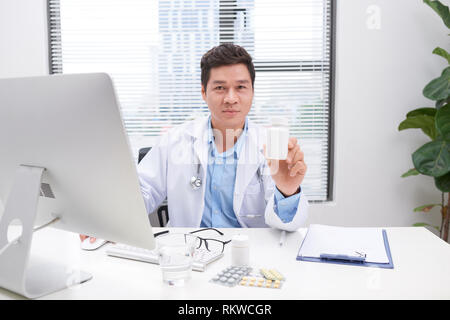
202, 63, 254, 131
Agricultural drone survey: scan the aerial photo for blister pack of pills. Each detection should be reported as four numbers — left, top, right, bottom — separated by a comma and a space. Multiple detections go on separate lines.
210, 266, 252, 287
239, 276, 283, 289
238, 268, 285, 289
210, 266, 286, 289
259, 268, 285, 281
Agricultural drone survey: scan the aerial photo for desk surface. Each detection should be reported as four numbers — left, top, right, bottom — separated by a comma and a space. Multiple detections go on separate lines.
1, 226, 450, 300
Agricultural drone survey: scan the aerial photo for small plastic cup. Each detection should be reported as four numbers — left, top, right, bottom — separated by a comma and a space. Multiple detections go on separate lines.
155, 233, 198, 286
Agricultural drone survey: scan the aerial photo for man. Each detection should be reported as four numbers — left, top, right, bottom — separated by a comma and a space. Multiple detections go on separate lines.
81, 44, 308, 244
138, 43, 308, 230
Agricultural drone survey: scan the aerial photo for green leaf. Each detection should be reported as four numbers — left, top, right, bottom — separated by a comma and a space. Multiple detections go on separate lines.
406, 107, 437, 117
413, 222, 440, 231
413, 204, 441, 212
423, 67, 450, 101
412, 139, 450, 177
436, 97, 450, 109
401, 168, 420, 177
435, 104, 450, 139
398, 115, 436, 140
435, 171, 450, 192
433, 47, 450, 64
424, 0, 450, 29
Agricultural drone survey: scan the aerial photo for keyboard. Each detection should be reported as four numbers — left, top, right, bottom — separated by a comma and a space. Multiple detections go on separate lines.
105, 243, 223, 272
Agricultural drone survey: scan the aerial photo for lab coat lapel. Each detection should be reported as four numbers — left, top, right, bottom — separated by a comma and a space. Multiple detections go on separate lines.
188, 117, 209, 188
184, 117, 210, 227
234, 121, 266, 214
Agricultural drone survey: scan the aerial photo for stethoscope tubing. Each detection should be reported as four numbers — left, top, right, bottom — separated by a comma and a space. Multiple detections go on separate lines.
189, 139, 265, 191
191, 137, 202, 190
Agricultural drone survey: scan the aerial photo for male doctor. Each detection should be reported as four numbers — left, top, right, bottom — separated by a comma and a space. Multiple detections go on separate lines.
137, 43, 308, 231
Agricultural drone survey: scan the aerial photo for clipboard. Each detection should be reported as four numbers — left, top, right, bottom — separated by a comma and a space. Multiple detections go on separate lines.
296, 227, 394, 269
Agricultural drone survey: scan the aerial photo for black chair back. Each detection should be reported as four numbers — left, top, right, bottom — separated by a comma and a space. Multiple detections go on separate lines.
138, 147, 151, 164
138, 147, 169, 226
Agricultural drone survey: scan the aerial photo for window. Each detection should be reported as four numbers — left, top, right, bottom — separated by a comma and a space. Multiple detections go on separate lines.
48, 0, 335, 201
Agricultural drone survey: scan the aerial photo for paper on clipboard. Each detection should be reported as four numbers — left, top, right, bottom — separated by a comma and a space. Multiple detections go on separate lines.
298, 224, 390, 264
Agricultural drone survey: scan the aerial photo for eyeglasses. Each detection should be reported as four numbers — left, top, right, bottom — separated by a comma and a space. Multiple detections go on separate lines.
188, 228, 231, 253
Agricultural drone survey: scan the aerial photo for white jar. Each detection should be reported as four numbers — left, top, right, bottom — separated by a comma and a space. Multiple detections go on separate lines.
266, 116, 289, 160
231, 234, 250, 266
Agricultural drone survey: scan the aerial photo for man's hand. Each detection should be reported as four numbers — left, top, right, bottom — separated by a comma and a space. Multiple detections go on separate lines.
264, 137, 307, 197
79, 235, 96, 243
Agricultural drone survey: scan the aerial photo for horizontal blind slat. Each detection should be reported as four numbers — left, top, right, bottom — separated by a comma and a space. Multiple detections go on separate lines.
49, 0, 333, 201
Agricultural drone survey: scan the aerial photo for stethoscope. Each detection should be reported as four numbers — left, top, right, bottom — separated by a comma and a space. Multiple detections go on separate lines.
189, 138, 265, 191
190, 162, 202, 190
190, 137, 203, 190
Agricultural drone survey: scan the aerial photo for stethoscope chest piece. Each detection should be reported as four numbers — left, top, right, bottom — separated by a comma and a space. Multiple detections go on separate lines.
190, 175, 202, 190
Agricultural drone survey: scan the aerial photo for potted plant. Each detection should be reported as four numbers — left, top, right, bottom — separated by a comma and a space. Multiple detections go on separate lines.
398, 0, 450, 242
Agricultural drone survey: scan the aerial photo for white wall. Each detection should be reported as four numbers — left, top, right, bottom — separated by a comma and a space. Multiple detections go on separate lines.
307, 0, 448, 233
0, 0, 49, 214
0, 0, 447, 232
0, 0, 49, 78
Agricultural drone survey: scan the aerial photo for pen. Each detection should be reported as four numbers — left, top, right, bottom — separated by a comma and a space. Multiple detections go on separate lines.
154, 230, 169, 237
279, 230, 286, 246
319, 253, 366, 263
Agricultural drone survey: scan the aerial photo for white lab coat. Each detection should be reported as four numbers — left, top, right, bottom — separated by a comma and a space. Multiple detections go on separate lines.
137, 116, 308, 231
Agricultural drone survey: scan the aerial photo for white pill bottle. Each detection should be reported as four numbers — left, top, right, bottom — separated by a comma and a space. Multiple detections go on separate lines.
231, 234, 250, 266
266, 116, 289, 160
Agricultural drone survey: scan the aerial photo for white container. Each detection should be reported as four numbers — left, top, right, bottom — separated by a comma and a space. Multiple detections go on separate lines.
231, 234, 250, 266
266, 116, 289, 160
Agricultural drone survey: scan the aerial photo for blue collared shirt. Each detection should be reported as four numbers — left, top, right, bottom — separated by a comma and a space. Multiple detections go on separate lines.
200, 116, 301, 228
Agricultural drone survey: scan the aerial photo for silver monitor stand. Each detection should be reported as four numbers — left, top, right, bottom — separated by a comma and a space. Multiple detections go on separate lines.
0, 73, 155, 298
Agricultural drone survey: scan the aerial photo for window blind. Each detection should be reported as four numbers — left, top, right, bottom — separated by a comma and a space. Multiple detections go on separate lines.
48, 0, 335, 201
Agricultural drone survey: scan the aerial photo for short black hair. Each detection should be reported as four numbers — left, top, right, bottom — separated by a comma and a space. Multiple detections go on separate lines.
200, 43, 255, 91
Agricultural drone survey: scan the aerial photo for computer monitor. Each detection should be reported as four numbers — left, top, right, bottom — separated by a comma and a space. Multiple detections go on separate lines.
0, 73, 155, 298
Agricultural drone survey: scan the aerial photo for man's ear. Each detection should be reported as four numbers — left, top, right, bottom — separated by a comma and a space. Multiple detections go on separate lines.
201, 85, 207, 101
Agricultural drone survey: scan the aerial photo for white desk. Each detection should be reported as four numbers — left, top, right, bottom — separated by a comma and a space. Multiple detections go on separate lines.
1, 226, 450, 299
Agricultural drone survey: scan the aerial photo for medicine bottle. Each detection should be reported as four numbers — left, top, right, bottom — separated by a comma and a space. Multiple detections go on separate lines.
231, 234, 250, 266
266, 116, 289, 160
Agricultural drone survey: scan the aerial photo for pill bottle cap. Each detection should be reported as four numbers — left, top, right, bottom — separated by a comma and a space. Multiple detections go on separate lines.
271, 116, 289, 127
232, 234, 249, 248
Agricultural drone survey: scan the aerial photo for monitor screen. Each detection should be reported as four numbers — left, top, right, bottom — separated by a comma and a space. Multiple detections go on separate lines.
0, 73, 155, 250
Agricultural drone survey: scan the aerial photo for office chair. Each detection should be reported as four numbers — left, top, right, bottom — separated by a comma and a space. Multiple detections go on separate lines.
138, 147, 169, 227
138, 147, 151, 164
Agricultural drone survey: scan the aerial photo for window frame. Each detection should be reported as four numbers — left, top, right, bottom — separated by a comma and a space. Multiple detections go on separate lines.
46, 0, 336, 202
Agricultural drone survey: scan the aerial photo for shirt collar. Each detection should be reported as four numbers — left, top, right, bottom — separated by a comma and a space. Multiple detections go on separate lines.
207, 115, 248, 159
